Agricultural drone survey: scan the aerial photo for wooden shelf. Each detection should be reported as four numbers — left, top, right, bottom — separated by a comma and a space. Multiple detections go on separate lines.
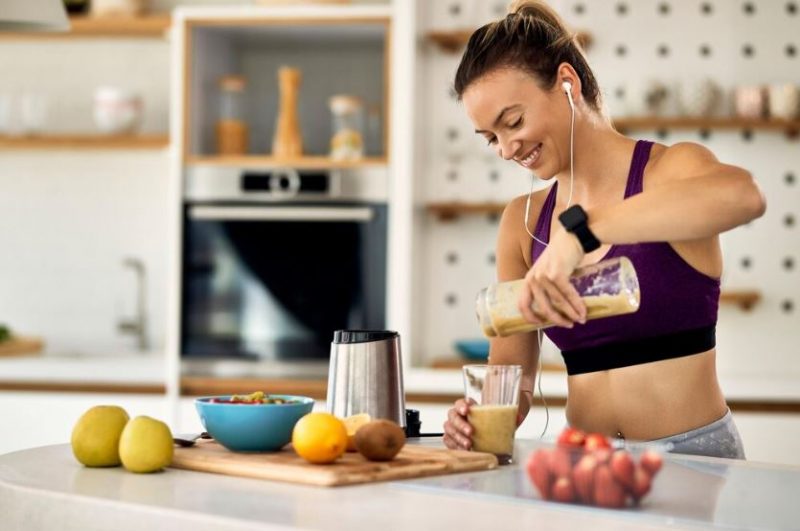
613, 117, 800, 136
720, 290, 762, 311
426, 28, 592, 53
0, 134, 169, 150
186, 155, 389, 170
426, 201, 506, 221
0, 15, 171, 39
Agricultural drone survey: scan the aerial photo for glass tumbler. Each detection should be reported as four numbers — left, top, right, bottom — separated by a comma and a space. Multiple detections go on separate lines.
462, 364, 522, 465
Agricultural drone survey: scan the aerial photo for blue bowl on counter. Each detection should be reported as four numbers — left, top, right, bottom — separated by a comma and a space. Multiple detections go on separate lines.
195, 395, 315, 452
455, 339, 490, 360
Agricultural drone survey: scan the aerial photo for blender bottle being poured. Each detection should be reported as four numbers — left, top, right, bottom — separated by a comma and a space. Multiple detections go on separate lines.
476, 256, 641, 338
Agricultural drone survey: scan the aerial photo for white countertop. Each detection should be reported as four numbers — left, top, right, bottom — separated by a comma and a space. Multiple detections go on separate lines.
2, 440, 799, 531
1, 354, 799, 402
0, 353, 166, 385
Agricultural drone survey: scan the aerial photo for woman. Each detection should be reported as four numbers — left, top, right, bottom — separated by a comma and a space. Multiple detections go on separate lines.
442, 0, 765, 459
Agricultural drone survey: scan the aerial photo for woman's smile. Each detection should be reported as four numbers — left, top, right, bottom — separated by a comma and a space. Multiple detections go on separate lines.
516, 143, 543, 168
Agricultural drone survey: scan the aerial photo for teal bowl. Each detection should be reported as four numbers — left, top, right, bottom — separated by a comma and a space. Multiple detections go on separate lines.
195, 395, 315, 452
455, 339, 490, 360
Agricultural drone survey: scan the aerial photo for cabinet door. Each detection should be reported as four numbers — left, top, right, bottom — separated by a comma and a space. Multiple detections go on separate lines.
0, 392, 166, 456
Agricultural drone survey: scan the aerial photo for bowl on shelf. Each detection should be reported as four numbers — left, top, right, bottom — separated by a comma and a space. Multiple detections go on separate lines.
195, 394, 314, 452
454, 339, 490, 361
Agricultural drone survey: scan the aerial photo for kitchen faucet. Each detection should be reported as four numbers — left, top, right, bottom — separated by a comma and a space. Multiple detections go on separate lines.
118, 257, 149, 352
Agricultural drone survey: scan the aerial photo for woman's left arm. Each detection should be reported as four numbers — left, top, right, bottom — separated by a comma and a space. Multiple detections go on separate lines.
589, 142, 766, 244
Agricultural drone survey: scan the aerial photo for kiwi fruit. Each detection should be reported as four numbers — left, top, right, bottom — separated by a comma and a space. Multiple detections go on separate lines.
354, 419, 406, 461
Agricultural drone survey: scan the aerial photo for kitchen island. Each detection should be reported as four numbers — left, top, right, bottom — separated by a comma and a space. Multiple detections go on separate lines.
2, 439, 798, 530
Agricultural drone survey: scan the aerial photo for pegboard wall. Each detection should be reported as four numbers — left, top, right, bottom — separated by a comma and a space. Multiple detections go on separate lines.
412, 0, 800, 378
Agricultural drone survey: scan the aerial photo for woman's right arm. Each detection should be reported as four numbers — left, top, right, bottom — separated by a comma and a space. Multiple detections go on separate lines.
443, 195, 543, 450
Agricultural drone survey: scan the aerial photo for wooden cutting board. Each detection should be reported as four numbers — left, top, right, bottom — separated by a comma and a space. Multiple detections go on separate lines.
170, 440, 498, 487
0, 337, 44, 357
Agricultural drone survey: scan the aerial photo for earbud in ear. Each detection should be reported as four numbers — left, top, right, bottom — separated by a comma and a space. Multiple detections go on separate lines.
562, 81, 573, 94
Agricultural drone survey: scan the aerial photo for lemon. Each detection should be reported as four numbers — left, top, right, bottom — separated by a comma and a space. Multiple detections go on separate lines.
342, 413, 372, 452
292, 412, 348, 464
71, 405, 129, 467
118, 416, 174, 473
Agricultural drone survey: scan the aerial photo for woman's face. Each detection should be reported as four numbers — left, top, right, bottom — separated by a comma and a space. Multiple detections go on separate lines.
462, 67, 568, 178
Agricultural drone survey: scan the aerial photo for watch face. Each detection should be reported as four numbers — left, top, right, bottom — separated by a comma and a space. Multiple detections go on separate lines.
560, 205, 586, 230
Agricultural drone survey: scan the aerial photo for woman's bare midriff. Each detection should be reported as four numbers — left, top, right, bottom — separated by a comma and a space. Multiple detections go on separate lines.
564, 349, 728, 440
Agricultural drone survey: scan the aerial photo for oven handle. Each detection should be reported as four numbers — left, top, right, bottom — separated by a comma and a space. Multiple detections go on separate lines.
189, 205, 374, 222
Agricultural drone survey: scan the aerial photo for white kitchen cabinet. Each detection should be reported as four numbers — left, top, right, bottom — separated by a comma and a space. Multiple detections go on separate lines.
0, 392, 167, 457
731, 412, 800, 466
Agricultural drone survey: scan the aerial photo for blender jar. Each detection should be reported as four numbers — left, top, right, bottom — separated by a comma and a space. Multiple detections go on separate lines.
476, 256, 641, 338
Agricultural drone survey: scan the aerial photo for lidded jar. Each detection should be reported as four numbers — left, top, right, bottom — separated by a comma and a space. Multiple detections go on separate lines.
215, 75, 248, 155
476, 257, 641, 338
329, 95, 364, 160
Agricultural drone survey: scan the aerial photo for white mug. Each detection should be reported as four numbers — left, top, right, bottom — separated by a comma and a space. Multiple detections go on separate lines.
93, 86, 142, 134
768, 84, 800, 120
734, 86, 767, 119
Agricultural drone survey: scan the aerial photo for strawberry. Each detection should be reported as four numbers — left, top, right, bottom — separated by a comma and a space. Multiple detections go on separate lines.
550, 447, 573, 479
593, 464, 627, 509
592, 447, 612, 464
526, 449, 553, 499
640, 450, 663, 476
572, 454, 597, 504
552, 476, 576, 503
630, 465, 652, 503
557, 427, 586, 448
584, 433, 612, 452
610, 450, 635, 490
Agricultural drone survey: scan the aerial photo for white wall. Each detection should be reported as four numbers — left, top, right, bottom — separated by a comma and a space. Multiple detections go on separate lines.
0, 35, 171, 355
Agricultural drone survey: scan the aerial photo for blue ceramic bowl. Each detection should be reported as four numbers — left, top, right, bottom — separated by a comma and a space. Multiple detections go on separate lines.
454, 339, 490, 360
195, 395, 315, 452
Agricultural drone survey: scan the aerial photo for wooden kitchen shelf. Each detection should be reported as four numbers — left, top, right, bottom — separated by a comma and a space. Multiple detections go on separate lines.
0, 134, 169, 150
0, 15, 171, 39
426, 28, 592, 53
613, 117, 800, 136
720, 289, 762, 311
426, 201, 506, 221
186, 155, 389, 169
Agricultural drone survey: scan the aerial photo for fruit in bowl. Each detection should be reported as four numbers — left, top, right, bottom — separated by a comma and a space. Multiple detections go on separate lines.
195, 393, 314, 452
526, 427, 664, 508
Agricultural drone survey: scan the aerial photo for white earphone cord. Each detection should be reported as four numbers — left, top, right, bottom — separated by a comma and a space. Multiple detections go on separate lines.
524, 83, 575, 438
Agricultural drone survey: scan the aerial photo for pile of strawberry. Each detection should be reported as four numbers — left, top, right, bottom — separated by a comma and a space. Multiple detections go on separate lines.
525, 427, 664, 508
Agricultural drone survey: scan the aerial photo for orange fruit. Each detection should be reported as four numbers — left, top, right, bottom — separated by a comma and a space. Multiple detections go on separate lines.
342, 413, 372, 452
291, 412, 348, 464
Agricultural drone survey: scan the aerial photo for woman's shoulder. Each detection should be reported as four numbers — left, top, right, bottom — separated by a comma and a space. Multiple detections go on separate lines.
648, 141, 722, 182
500, 185, 554, 238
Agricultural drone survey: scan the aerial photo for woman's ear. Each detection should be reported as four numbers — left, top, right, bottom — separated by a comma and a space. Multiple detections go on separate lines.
556, 62, 581, 98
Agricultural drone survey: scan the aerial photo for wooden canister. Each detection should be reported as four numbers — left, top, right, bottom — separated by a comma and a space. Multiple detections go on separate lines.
272, 67, 304, 157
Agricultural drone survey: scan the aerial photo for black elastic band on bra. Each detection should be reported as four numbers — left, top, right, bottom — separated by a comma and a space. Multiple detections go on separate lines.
561, 325, 716, 376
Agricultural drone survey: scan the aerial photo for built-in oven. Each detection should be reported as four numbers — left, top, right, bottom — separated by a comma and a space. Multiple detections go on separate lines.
180, 167, 387, 363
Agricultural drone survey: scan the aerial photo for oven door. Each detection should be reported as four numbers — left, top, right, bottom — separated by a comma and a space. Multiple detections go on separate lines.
181, 202, 387, 360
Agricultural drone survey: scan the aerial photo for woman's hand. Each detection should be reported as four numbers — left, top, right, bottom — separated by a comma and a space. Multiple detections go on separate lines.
519, 228, 587, 328
443, 398, 476, 450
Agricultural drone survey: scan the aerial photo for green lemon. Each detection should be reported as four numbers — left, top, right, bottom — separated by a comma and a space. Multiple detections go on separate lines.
118, 416, 174, 473
71, 405, 130, 467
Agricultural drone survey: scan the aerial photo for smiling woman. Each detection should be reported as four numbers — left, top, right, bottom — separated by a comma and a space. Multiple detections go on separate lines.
441, 0, 766, 460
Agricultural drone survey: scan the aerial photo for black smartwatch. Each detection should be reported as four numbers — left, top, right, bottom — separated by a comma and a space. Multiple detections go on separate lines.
558, 205, 601, 253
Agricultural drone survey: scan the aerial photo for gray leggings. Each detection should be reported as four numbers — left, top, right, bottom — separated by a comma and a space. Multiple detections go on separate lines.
648, 409, 746, 460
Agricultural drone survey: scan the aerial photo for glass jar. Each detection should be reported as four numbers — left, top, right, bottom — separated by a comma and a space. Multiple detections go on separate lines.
476, 257, 641, 338
329, 95, 364, 160
215, 75, 248, 155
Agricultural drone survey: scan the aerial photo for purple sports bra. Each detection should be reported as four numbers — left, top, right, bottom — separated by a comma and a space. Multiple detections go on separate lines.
531, 140, 720, 375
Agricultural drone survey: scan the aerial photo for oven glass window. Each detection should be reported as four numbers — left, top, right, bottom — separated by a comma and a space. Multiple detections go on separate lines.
181, 203, 386, 360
